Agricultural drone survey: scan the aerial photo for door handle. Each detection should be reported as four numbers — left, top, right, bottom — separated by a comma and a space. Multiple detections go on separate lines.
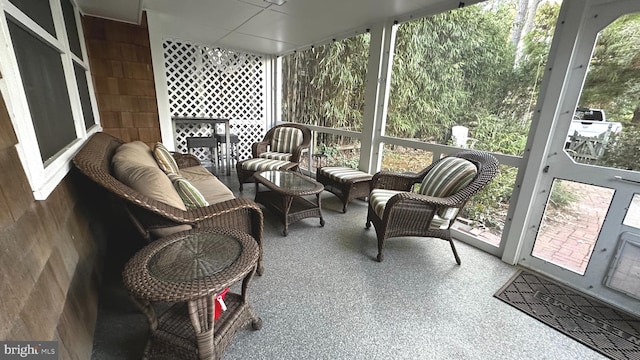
613, 175, 640, 185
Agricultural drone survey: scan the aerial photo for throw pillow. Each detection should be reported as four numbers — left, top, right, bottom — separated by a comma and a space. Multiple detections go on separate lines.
153, 142, 180, 174
170, 174, 210, 209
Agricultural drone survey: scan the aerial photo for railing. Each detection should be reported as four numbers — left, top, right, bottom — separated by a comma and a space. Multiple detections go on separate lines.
302, 124, 523, 173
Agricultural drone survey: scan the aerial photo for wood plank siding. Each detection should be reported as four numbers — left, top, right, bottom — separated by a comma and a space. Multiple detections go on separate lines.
0, 15, 158, 358
0, 82, 102, 358
83, 14, 161, 147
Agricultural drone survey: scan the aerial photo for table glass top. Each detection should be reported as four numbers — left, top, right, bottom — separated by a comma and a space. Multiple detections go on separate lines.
147, 232, 242, 282
258, 170, 318, 191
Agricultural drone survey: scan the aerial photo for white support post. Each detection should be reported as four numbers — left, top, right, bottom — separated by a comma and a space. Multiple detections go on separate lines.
146, 11, 175, 150
359, 22, 397, 174
273, 55, 282, 127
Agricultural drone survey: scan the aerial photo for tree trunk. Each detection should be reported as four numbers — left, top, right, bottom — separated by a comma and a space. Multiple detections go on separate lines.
632, 106, 640, 124
510, 0, 528, 46
515, 0, 542, 66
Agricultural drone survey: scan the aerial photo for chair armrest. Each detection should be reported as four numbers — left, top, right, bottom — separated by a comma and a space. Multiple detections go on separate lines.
182, 198, 262, 223
290, 144, 309, 162
172, 152, 201, 168
252, 141, 269, 157
387, 191, 463, 210
185, 198, 264, 248
159, 198, 264, 264
371, 171, 423, 192
123, 195, 264, 259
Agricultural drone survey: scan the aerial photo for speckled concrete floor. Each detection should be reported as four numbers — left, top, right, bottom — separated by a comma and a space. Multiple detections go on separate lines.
91, 171, 608, 360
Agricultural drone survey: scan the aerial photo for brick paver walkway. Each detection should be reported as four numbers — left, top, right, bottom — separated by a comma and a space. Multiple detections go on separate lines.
456, 181, 624, 274
532, 181, 614, 274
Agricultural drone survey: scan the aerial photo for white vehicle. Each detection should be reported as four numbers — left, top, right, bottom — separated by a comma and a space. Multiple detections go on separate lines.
565, 108, 623, 147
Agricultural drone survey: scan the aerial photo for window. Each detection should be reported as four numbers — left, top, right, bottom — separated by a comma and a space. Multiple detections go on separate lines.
0, 0, 99, 199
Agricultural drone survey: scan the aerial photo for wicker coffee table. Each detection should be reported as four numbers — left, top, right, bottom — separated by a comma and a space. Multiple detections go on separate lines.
122, 227, 261, 360
254, 170, 325, 236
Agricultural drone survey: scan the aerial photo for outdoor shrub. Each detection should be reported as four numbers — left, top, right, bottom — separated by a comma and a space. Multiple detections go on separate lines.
548, 180, 578, 209
318, 143, 339, 158
598, 126, 640, 171
470, 112, 529, 156
462, 165, 516, 231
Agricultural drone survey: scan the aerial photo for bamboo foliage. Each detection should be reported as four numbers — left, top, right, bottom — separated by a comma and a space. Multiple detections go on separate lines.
388, 5, 519, 144
282, 34, 369, 137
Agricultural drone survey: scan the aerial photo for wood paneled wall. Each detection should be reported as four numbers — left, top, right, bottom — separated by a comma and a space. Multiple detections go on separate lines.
0, 75, 113, 358
83, 14, 161, 146
0, 13, 158, 358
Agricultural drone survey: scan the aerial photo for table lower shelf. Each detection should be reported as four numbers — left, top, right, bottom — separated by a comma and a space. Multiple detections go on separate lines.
255, 190, 324, 235
145, 293, 261, 360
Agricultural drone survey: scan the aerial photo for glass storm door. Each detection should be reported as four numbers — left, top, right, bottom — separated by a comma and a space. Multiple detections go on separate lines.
518, 1, 640, 315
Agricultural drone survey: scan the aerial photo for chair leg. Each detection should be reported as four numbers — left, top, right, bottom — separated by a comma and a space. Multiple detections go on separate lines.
377, 240, 384, 262
449, 239, 461, 265
376, 235, 385, 262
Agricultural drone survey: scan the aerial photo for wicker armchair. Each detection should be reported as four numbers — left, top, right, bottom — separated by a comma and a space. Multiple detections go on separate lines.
365, 150, 499, 264
73, 132, 265, 274
236, 123, 312, 191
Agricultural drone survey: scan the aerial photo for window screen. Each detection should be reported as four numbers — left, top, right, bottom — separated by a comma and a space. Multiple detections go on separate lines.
61, 0, 82, 59
8, 18, 76, 163
9, 0, 56, 36
74, 63, 95, 130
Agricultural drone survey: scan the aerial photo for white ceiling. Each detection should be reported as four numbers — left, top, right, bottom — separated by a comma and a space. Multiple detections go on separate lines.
76, 0, 470, 55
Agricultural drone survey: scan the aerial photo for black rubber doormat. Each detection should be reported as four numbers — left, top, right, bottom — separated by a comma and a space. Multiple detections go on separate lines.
494, 269, 640, 360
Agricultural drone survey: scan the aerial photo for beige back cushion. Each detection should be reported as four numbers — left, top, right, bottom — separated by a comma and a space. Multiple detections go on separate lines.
112, 141, 186, 211
113, 141, 158, 167
179, 166, 235, 204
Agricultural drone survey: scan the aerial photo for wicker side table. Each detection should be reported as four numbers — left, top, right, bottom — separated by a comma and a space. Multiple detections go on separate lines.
123, 228, 262, 360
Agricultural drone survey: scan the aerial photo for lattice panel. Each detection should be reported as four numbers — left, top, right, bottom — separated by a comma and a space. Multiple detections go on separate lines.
164, 40, 267, 161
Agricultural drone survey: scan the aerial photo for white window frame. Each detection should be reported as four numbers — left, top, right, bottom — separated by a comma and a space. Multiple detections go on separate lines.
0, 0, 100, 200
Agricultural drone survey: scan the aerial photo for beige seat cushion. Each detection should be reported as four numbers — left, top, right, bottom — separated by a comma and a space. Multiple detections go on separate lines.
112, 141, 186, 211
149, 224, 193, 239
179, 166, 235, 204
318, 166, 372, 183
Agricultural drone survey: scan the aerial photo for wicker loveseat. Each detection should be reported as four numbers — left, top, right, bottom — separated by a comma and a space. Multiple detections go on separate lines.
73, 132, 264, 273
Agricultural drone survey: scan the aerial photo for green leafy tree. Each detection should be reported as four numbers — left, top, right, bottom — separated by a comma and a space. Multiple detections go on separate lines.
579, 13, 640, 123
598, 126, 640, 171
578, 13, 640, 171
